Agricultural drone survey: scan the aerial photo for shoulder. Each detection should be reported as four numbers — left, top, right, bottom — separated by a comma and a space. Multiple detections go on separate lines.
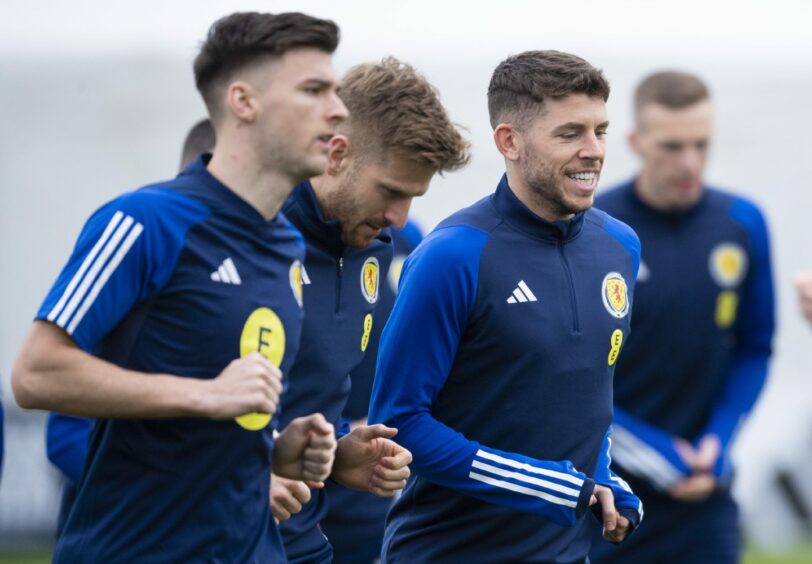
403, 206, 497, 286
94, 181, 210, 229
585, 208, 641, 258
412, 223, 490, 268
705, 187, 770, 243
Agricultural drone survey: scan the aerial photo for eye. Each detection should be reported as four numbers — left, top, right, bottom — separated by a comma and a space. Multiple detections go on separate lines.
559, 132, 578, 140
596, 129, 608, 138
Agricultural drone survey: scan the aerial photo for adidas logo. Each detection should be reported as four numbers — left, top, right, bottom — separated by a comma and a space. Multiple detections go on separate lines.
211, 257, 242, 285
506, 280, 537, 304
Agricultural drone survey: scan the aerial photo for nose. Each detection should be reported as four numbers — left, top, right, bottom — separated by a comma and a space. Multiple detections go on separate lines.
679, 146, 704, 175
328, 91, 349, 125
578, 132, 605, 162
383, 199, 412, 230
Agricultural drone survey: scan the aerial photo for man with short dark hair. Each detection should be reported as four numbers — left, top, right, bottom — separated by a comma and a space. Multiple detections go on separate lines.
590, 71, 775, 564
369, 50, 643, 562
45, 117, 219, 537
13, 12, 347, 562
270, 56, 469, 563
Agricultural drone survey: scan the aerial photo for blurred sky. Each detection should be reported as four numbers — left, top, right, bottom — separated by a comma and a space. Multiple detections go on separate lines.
4, 0, 811, 64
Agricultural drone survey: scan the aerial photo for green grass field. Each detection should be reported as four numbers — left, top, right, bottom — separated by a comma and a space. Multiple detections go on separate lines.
1, 544, 811, 564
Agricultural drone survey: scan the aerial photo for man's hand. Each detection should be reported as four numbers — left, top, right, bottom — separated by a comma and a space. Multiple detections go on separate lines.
593, 485, 632, 543
795, 272, 812, 323
273, 413, 336, 483
331, 424, 412, 496
668, 473, 716, 502
202, 352, 282, 419
670, 434, 719, 502
270, 474, 313, 522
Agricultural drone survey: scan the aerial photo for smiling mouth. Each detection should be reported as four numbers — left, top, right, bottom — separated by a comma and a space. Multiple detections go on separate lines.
566, 171, 599, 189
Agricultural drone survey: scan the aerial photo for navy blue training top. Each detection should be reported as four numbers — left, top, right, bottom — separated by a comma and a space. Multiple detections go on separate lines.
370, 175, 643, 563
276, 181, 393, 559
595, 180, 774, 495
343, 221, 423, 420
38, 156, 305, 563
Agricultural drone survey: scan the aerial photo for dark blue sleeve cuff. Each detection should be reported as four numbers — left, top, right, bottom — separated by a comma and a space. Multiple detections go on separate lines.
576, 477, 596, 519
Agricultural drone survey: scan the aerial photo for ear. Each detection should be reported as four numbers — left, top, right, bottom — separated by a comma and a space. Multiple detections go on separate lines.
325, 134, 352, 176
225, 81, 258, 123
628, 129, 643, 157
493, 123, 522, 162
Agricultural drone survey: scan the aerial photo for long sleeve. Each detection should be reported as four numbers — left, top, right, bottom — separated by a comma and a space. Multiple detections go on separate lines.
610, 407, 691, 491
592, 425, 643, 533
701, 197, 775, 478
369, 225, 594, 527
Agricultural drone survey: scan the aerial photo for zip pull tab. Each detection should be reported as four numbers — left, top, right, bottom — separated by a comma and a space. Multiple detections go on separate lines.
339, 257, 344, 271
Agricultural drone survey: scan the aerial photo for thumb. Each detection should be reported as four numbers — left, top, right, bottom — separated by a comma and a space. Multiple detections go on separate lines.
673, 437, 697, 468
694, 435, 720, 473
356, 424, 398, 441
303, 413, 333, 436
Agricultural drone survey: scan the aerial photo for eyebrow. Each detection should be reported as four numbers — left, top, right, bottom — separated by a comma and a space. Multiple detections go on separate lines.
379, 183, 409, 196
552, 120, 610, 133
299, 78, 335, 89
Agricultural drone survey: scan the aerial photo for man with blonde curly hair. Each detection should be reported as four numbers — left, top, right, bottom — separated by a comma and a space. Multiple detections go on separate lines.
271, 56, 470, 563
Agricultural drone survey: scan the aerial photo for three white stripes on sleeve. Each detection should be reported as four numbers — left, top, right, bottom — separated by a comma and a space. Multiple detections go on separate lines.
468, 449, 583, 508
47, 211, 144, 335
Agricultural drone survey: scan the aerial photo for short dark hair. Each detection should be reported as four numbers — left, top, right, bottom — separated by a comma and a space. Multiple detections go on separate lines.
338, 57, 470, 173
634, 71, 709, 117
194, 12, 339, 119
487, 50, 610, 129
179, 118, 216, 171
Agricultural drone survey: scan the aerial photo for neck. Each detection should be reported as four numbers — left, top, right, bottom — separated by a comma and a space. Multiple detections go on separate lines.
634, 171, 698, 212
634, 171, 668, 211
206, 139, 296, 221
505, 167, 573, 223
308, 175, 335, 221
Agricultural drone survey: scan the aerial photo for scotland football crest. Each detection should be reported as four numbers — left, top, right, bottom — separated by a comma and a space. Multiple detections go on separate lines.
602, 272, 629, 319
361, 257, 380, 304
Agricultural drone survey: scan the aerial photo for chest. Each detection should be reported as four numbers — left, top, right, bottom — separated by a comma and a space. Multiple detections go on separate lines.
632, 217, 751, 330
299, 244, 390, 361
139, 217, 305, 375
468, 231, 634, 371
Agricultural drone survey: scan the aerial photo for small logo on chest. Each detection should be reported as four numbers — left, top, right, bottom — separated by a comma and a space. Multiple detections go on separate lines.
602, 272, 629, 318
709, 243, 747, 288
361, 257, 380, 304
210, 257, 241, 285
506, 280, 537, 304
289, 260, 305, 307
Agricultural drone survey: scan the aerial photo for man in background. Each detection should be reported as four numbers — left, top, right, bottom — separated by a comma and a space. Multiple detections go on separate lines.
796, 273, 812, 323
591, 71, 775, 564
